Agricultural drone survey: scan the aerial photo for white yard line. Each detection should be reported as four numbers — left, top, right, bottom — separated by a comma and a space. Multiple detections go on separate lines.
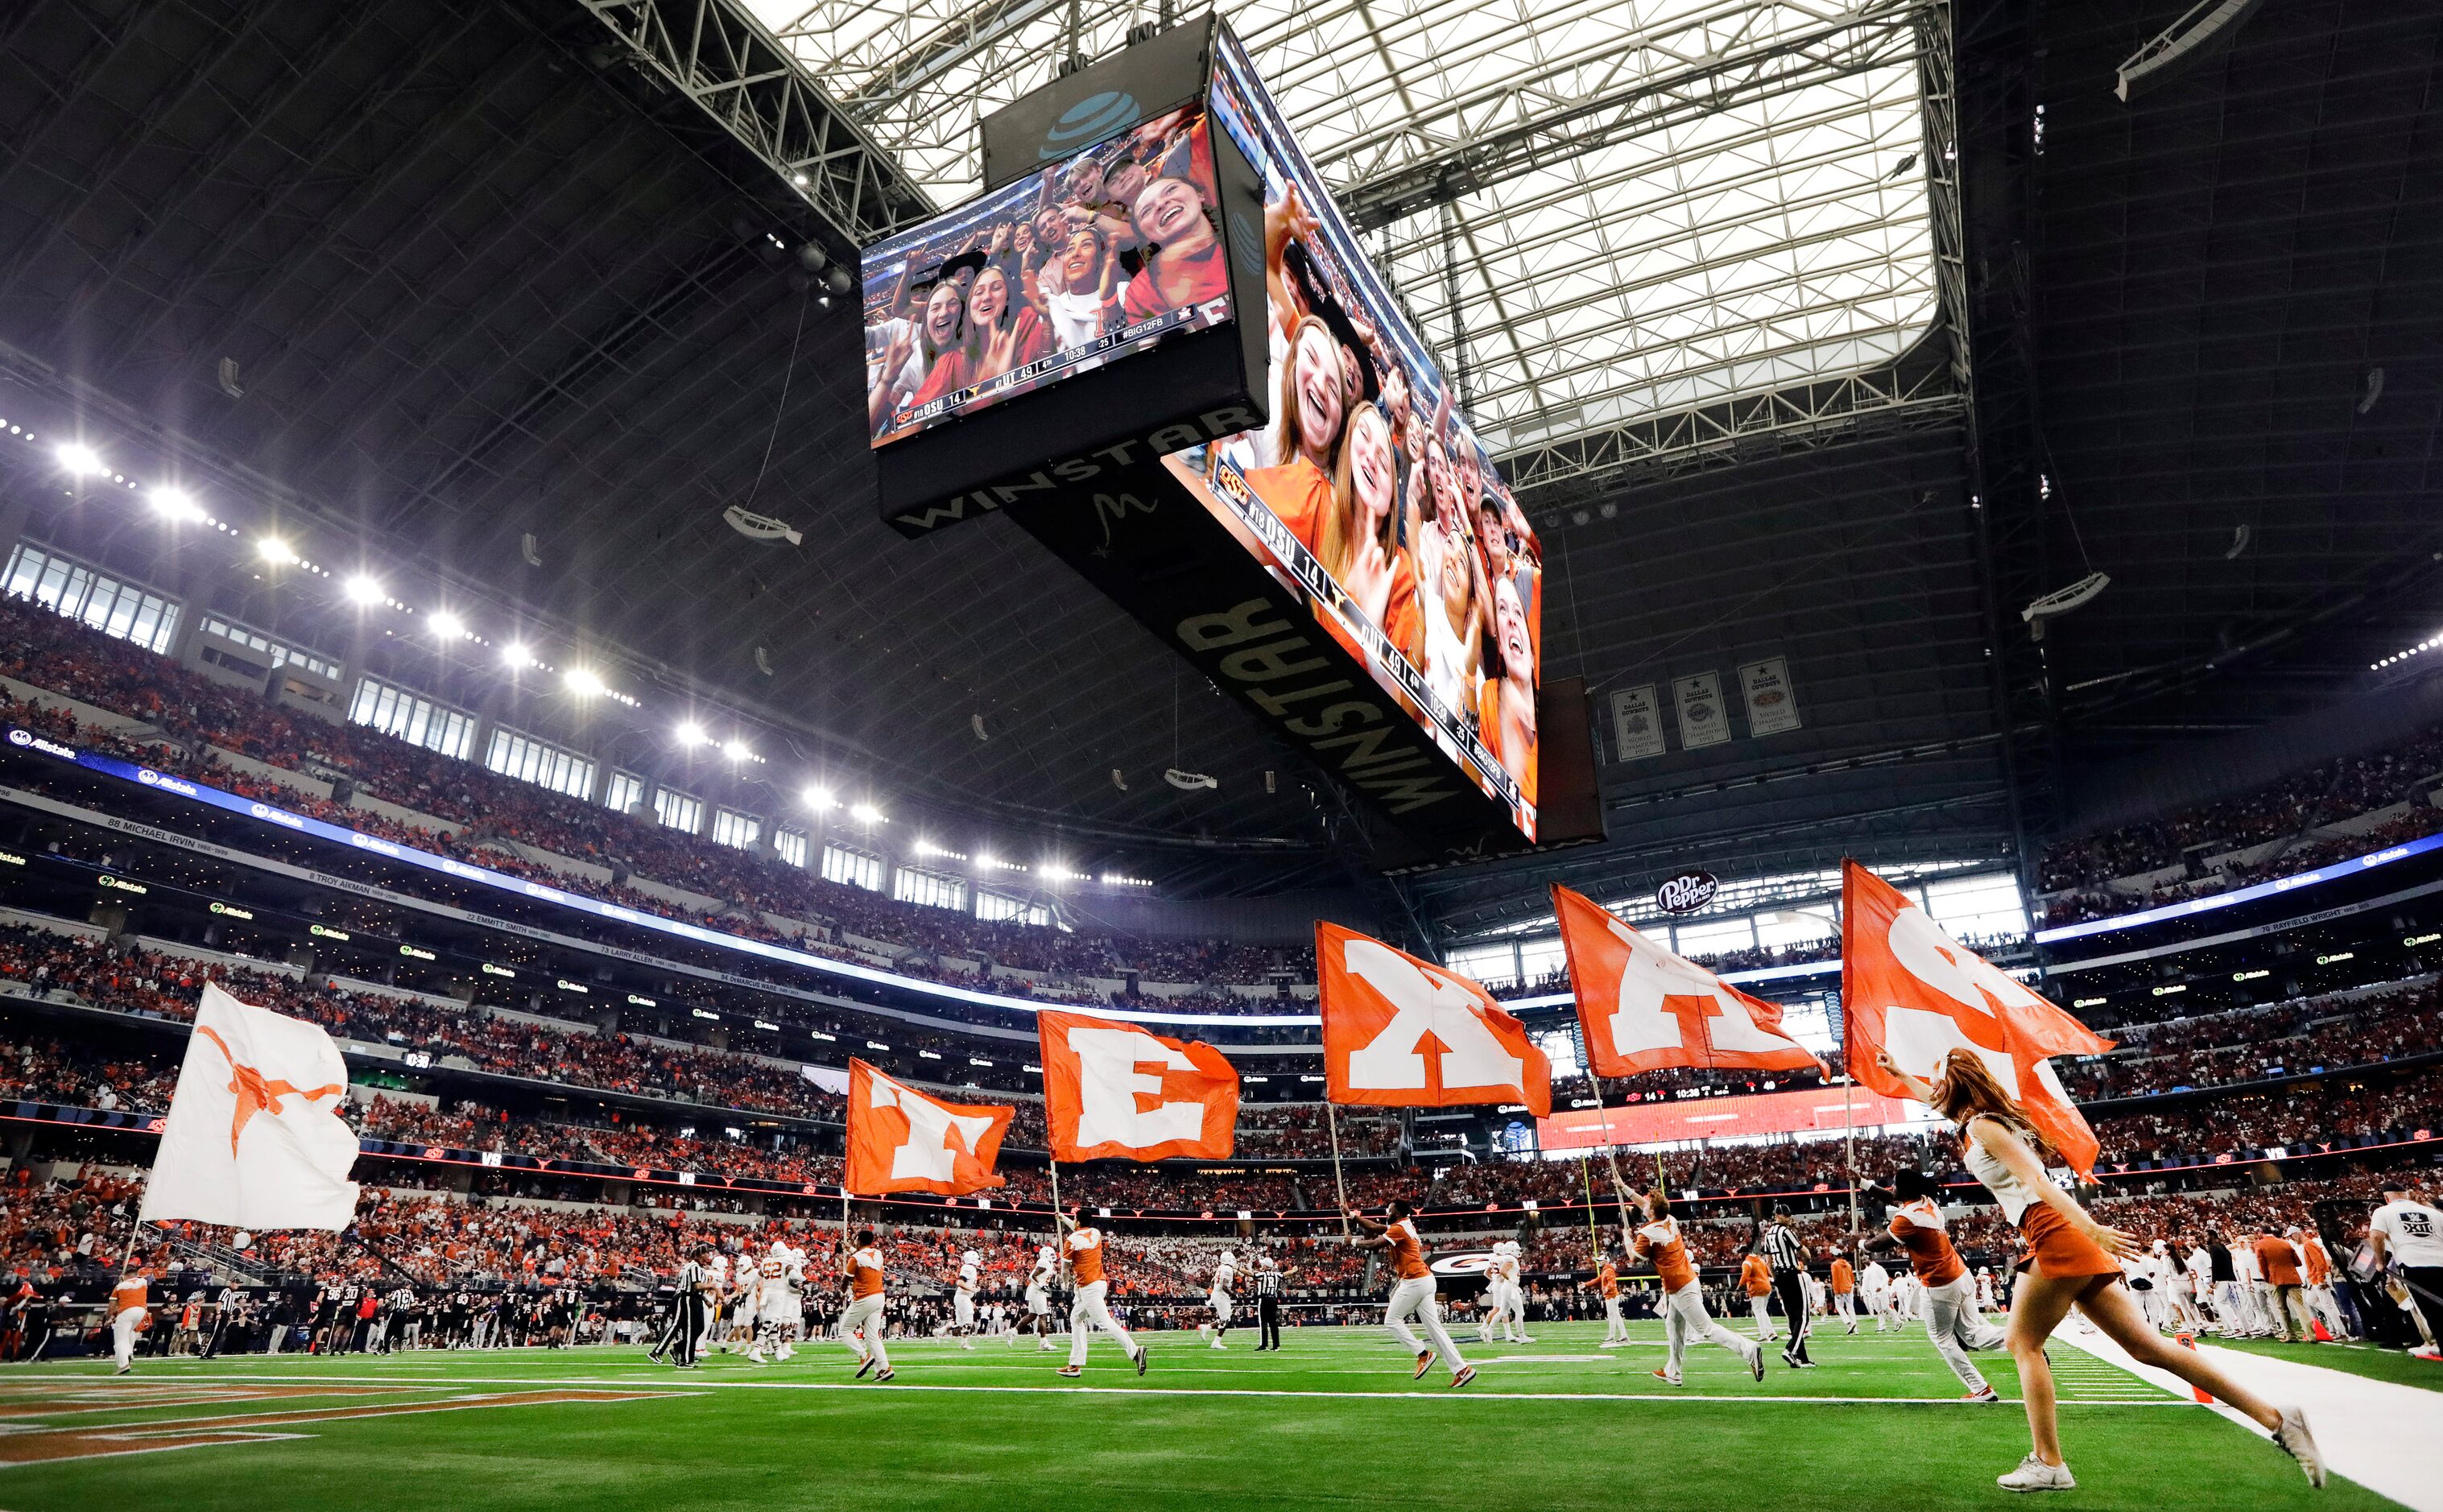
145, 1369, 2197, 1408
2057, 1331, 2443, 1510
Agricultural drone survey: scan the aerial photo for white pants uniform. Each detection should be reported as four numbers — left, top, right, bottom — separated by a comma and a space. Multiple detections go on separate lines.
1384, 1275, 1467, 1376
1024, 1284, 1052, 1318
1602, 1296, 1627, 1343
953, 1291, 976, 1328
1748, 1295, 1775, 1341
2305, 1284, 2346, 1339
841, 1293, 890, 1372
1209, 1289, 1233, 1325
2212, 1279, 2255, 1335
1921, 1273, 2007, 1392
1834, 1291, 1856, 1328
1068, 1279, 1138, 1368
111, 1307, 143, 1369
1661, 1282, 1755, 1382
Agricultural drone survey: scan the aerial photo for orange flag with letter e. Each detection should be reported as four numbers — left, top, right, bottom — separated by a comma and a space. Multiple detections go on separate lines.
1317, 922, 1551, 1116
1036, 1010, 1238, 1163
1550, 884, 1822, 1077
844, 1059, 1012, 1196
1841, 860, 2114, 1175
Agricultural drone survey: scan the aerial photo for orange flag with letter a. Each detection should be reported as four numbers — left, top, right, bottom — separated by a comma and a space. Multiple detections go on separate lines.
1036, 1009, 1238, 1162
1317, 922, 1551, 1116
1551, 884, 1822, 1078
1840, 860, 2114, 1175
844, 1058, 1012, 1196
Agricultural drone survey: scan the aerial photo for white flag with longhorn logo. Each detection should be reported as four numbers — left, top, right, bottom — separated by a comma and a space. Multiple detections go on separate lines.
138, 981, 361, 1231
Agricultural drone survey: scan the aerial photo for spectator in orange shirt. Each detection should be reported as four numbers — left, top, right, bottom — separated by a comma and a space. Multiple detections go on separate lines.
2254, 1229, 2310, 1343
1738, 1251, 1775, 1344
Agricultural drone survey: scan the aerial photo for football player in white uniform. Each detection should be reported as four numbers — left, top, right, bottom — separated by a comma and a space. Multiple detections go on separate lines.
698, 1251, 730, 1357
1022, 1242, 1060, 1350
1198, 1250, 1238, 1349
953, 1250, 982, 1350
748, 1241, 804, 1364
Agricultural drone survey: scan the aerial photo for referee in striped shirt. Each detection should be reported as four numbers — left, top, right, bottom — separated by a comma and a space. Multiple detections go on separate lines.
1253, 1254, 1286, 1351
668, 1246, 714, 1369
1757, 1207, 1815, 1368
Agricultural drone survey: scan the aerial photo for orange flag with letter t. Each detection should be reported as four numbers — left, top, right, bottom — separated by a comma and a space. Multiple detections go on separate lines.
1317, 922, 1551, 1116
1841, 860, 2114, 1175
1550, 884, 1821, 1078
1036, 1010, 1238, 1163
844, 1059, 1012, 1196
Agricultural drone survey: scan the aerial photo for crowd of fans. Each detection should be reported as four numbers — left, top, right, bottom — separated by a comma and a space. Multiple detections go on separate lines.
0, 594, 1321, 994
2058, 981, 2443, 1100
2037, 721, 2443, 923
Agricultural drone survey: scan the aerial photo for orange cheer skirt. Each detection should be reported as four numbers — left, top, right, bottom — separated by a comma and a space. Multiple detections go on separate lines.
2018, 1203, 2120, 1280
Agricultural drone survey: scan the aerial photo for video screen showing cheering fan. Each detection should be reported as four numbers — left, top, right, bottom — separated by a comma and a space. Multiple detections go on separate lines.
863, 100, 1235, 448
1184, 35, 1544, 840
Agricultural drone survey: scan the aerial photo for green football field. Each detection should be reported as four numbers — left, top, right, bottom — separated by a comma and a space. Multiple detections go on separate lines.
0, 1320, 2381, 1510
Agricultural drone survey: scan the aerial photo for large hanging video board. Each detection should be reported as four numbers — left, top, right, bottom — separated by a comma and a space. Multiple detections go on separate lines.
866, 16, 1596, 861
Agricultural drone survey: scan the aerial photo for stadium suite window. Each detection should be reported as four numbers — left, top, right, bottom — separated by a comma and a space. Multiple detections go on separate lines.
1921, 872, 2028, 940
602, 770, 645, 815
4, 543, 180, 655
894, 866, 966, 912
654, 788, 703, 833
772, 828, 808, 870
977, 890, 1052, 927
821, 844, 883, 892
484, 727, 596, 800
1447, 942, 1520, 989
349, 676, 477, 762
1672, 916, 1757, 957
711, 808, 762, 850
200, 615, 341, 680
1515, 936, 1567, 985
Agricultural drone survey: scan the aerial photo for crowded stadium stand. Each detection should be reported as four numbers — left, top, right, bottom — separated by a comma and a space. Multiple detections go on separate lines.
2, 0, 2441, 1506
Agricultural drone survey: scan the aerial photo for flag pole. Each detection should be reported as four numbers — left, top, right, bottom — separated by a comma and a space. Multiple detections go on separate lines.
1579, 1067, 1637, 1232
1577, 1155, 1602, 1256
1842, 1072, 1859, 1233
1048, 1156, 1063, 1229
1325, 1103, 1350, 1237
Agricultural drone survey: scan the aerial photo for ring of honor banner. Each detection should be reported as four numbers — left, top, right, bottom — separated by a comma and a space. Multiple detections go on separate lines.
1549, 884, 1821, 1078
845, 1058, 1014, 1196
1316, 922, 1550, 1116
1036, 1009, 1238, 1162
1839, 861, 2114, 1175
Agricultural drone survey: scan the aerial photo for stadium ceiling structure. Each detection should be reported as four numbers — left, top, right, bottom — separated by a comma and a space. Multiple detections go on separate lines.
762, 0, 1956, 484
0, 0, 2435, 932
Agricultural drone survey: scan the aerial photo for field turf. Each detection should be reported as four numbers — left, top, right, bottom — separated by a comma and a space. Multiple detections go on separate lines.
0, 1320, 2387, 1511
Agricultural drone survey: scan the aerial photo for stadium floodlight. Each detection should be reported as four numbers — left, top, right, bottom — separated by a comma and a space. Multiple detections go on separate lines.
564, 667, 607, 698
501, 641, 531, 669
428, 610, 466, 640
55, 442, 102, 476
675, 721, 709, 747
721, 738, 754, 762
147, 485, 204, 523
850, 802, 885, 825
256, 535, 299, 565
801, 784, 837, 812
343, 572, 384, 605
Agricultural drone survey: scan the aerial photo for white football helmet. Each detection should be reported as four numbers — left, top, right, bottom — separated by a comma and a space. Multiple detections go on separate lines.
1219, 1249, 1234, 1265
963, 1250, 981, 1266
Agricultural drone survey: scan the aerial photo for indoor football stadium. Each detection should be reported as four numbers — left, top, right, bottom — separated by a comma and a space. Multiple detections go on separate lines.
1, 0, 2440, 1506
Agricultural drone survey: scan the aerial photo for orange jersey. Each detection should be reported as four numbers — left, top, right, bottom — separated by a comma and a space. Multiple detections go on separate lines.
2302, 1237, 2331, 1286
1635, 1218, 1696, 1293
1888, 1200, 1966, 1287
1739, 1254, 1771, 1297
1597, 1262, 1618, 1300
849, 1246, 886, 1299
1385, 1218, 1429, 1281
1068, 1226, 1107, 1288
1830, 1258, 1855, 1295
110, 1279, 147, 1316
2254, 1236, 2302, 1288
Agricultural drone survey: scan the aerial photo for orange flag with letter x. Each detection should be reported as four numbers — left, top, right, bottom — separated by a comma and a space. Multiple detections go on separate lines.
1550, 884, 1821, 1078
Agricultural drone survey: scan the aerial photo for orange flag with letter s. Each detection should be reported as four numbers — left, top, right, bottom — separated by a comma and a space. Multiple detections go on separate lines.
1035, 1009, 1238, 1163
1317, 922, 1551, 1116
1840, 860, 2114, 1175
1550, 884, 1821, 1078
844, 1058, 1012, 1196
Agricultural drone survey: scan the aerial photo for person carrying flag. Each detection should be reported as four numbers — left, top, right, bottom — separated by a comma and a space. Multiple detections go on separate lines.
1055, 1208, 1146, 1378
1346, 1200, 1474, 1388
841, 1227, 895, 1383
